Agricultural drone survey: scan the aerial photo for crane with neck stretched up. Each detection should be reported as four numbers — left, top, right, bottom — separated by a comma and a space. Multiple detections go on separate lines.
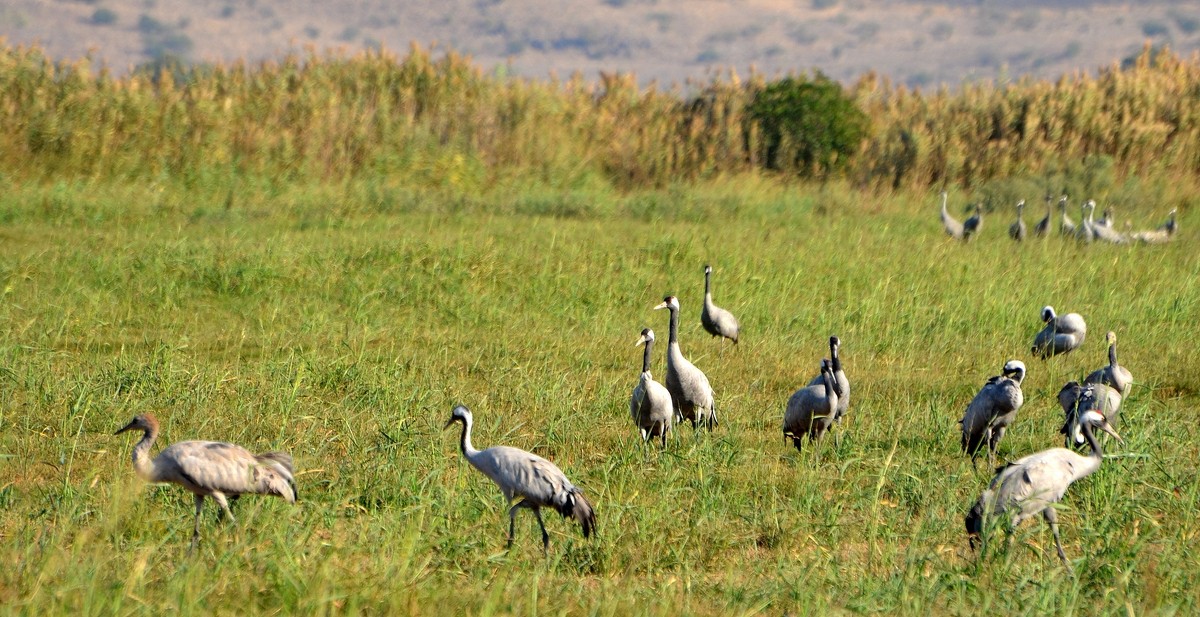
700, 264, 740, 345
631, 328, 674, 447
654, 295, 717, 429
115, 413, 297, 552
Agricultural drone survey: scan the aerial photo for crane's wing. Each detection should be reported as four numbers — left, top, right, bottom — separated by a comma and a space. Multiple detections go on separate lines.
156, 441, 295, 501
994, 454, 1074, 510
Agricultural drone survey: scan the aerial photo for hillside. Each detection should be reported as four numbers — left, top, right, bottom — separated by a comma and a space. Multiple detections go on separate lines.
3, 0, 1200, 87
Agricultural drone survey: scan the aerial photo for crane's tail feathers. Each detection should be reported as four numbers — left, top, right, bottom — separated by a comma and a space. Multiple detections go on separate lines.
255, 451, 298, 503
555, 489, 597, 539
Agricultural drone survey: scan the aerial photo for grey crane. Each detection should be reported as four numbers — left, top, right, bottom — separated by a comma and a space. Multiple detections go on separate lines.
1032, 194, 1052, 237
1059, 382, 1123, 448
963, 203, 983, 241
1084, 330, 1133, 397
1089, 202, 1130, 244
700, 264, 740, 345
1059, 195, 1076, 236
654, 295, 717, 429
965, 409, 1122, 572
115, 413, 297, 552
783, 359, 842, 452
959, 360, 1026, 467
631, 328, 674, 447
1075, 200, 1097, 243
1031, 305, 1087, 359
806, 336, 850, 424
1130, 208, 1178, 244
1009, 199, 1027, 241
939, 191, 965, 240
1099, 206, 1115, 228
443, 405, 596, 552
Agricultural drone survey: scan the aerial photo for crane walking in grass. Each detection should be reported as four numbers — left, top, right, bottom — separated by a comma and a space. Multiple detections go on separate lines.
655, 295, 717, 429
114, 413, 297, 552
959, 360, 1026, 468
444, 405, 596, 552
631, 328, 674, 447
965, 409, 1123, 573
701, 264, 740, 345
1032, 306, 1087, 359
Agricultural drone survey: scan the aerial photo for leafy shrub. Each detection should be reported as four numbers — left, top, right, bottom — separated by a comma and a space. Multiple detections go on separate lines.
747, 74, 869, 178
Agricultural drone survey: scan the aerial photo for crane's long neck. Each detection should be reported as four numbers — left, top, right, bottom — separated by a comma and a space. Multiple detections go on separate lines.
667, 306, 679, 347
821, 369, 838, 409
830, 341, 842, 376
457, 418, 479, 458
704, 271, 712, 299
642, 339, 653, 375
1108, 341, 1118, 367
130, 428, 157, 481
1079, 421, 1104, 466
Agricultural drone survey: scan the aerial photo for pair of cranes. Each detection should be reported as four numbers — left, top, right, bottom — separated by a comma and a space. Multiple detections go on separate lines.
959, 305, 1134, 569
940, 192, 1179, 244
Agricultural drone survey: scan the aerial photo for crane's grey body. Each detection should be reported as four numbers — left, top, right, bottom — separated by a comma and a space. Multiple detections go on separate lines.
445, 405, 596, 551
960, 360, 1026, 467
784, 359, 841, 451
1009, 200, 1027, 241
806, 336, 850, 422
965, 410, 1122, 571
1059, 382, 1122, 448
1058, 196, 1076, 236
1032, 305, 1087, 359
962, 204, 983, 241
1131, 209, 1177, 244
1032, 195, 1052, 237
1084, 331, 1133, 397
655, 296, 717, 429
1090, 202, 1129, 244
700, 265, 740, 344
631, 328, 674, 446
939, 192, 965, 240
115, 414, 297, 551
1075, 200, 1097, 243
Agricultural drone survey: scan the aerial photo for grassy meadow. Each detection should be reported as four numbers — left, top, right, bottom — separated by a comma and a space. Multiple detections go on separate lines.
1, 177, 1199, 615
2, 41, 1200, 615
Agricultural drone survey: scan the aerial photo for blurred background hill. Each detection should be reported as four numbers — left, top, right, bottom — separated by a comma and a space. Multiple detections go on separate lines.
3, 0, 1199, 87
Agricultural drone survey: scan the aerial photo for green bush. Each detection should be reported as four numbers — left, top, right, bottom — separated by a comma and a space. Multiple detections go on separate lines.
747, 73, 869, 178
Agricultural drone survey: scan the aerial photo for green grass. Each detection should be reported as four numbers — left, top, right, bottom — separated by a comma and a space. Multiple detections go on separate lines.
1, 179, 1198, 614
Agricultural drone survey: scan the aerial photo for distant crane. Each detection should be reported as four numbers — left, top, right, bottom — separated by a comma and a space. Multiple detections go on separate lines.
630, 328, 673, 447
1009, 199, 1027, 241
1059, 196, 1076, 236
655, 295, 717, 429
1032, 306, 1087, 359
114, 413, 297, 552
443, 405, 596, 552
965, 409, 1123, 572
700, 264, 740, 345
1032, 194, 1052, 237
959, 360, 1026, 467
963, 204, 984, 241
806, 336, 850, 425
783, 359, 842, 452
939, 191, 965, 240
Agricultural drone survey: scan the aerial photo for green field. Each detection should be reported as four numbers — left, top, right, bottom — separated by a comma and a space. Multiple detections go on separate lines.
1, 179, 1197, 615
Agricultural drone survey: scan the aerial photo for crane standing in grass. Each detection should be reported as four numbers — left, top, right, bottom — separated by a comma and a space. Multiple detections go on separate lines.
114, 413, 297, 552
630, 328, 674, 447
783, 359, 842, 452
1009, 200, 1027, 241
959, 360, 1026, 467
806, 336, 850, 425
701, 264, 740, 345
444, 405, 596, 552
1032, 306, 1087, 359
655, 295, 717, 429
965, 409, 1123, 572
963, 204, 983, 241
1032, 194, 1052, 237
939, 191, 965, 240
1084, 331, 1133, 397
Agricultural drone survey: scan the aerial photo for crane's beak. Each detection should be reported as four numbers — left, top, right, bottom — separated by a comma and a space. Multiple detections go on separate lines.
114, 419, 138, 435
653, 302, 669, 311
1100, 422, 1124, 445
443, 418, 457, 431
635, 336, 647, 346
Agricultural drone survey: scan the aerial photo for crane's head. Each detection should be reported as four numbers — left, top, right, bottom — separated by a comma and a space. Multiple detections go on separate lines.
636, 328, 655, 346
1106, 331, 1117, 345
829, 335, 841, 350
1016, 199, 1025, 210
444, 405, 473, 430
1059, 195, 1069, 206
1040, 305, 1057, 323
1073, 409, 1123, 445
1084, 199, 1097, 213
114, 413, 159, 436
1001, 360, 1026, 383
704, 264, 712, 275
654, 296, 680, 312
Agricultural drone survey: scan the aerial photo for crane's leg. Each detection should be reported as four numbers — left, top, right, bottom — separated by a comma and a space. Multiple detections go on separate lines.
989, 427, 1007, 468
1043, 507, 1074, 574
212, 492, 237, 525
190, 494, 204, 554
533, 507, 550, 554
506, 501, 524, 550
